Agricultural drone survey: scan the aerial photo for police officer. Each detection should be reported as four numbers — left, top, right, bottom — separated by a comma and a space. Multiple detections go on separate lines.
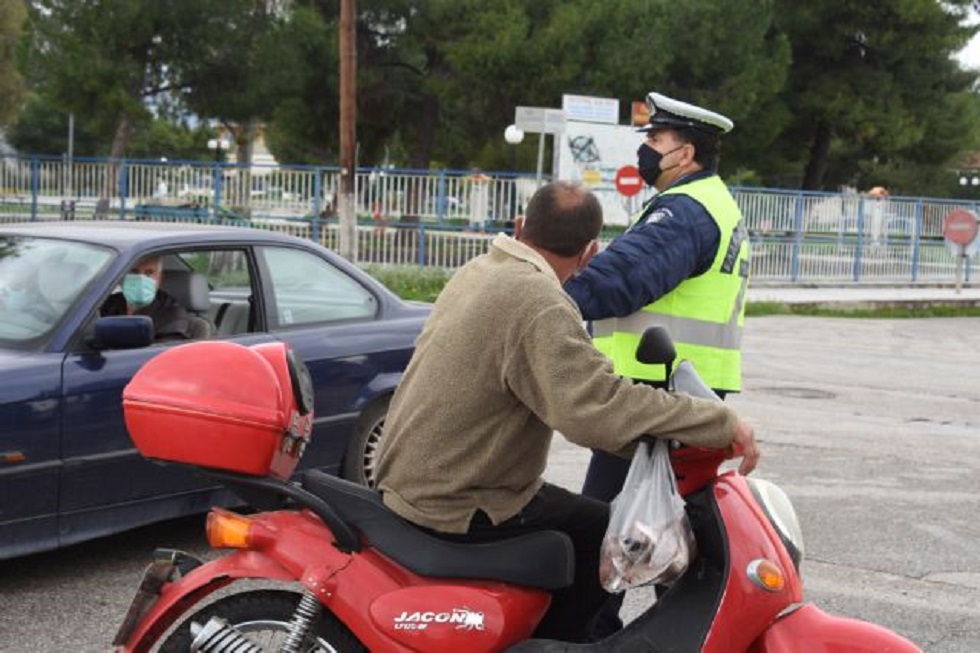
564, 91, 751, 638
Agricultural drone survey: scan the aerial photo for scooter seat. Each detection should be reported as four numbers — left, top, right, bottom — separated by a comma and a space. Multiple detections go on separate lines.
302, 469, 574, 591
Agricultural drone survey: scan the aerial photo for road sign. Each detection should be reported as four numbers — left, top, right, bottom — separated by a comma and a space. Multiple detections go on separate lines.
514, 107, 566, 134
943, 209, 979, 246
562, 94, 619, 125
614, 165, 644, 197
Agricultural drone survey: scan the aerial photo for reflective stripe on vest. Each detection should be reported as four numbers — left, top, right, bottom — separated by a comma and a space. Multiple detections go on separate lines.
592, 175, 749, 390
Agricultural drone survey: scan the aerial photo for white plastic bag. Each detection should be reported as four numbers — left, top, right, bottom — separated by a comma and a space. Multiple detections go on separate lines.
599, 438, 696, 593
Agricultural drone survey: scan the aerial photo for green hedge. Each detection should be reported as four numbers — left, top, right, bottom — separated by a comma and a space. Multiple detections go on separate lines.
361, 265, 980, 318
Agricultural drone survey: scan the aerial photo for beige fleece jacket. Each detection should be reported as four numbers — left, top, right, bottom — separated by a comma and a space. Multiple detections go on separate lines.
376, 233, 737, 533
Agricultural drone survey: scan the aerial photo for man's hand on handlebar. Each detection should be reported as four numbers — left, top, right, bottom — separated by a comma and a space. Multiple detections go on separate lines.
729, 419, 759, 476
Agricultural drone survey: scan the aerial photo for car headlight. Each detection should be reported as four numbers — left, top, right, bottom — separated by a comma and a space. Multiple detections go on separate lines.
747, 477, 805, 573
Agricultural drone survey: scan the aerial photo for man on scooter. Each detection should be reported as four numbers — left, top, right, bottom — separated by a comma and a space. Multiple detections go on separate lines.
375, 181, 759, 644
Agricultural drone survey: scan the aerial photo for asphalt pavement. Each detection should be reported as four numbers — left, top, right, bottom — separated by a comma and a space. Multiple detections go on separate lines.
542, 290, 980, 652
1, 283, 977, 652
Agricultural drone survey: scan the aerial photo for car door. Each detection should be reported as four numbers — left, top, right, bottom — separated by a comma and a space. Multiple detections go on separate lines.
0, 351, 63, 559
255, 245, 416, 475
0, 233, 115, 559
58, 247, 274, 547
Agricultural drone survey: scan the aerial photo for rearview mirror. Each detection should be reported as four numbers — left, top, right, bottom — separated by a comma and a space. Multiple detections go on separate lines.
635, 326, 676, 366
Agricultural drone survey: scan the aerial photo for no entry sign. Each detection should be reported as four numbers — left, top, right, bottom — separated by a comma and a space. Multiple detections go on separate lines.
943, 209, 979, 246
614, 165, 644, 197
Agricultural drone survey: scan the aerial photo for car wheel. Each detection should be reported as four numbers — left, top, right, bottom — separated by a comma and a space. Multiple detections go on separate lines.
341, 397, 390, 488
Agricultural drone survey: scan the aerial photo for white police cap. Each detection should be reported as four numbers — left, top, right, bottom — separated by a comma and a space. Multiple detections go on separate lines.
637, 92, 734, 135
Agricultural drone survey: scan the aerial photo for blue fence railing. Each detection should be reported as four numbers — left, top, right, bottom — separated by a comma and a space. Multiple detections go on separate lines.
0, 154, 975, 284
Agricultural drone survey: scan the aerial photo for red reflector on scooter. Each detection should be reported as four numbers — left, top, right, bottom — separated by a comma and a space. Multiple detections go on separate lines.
747, 559, 785, 592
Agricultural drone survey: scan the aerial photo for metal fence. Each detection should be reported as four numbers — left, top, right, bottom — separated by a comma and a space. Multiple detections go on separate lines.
0, 154, 975, 284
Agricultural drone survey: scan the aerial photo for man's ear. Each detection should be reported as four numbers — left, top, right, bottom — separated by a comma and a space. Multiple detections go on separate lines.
514, 215, 525, 240
682, 142, 698, 167
579, 240, 599, 268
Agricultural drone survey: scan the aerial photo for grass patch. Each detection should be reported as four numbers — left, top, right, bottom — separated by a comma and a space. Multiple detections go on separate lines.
361, 264, 452, 303
363, 265, 980, 318
745, 302, 980, 318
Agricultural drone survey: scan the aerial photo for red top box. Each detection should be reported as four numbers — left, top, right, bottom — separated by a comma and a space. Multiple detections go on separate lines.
123, 341, 313, 480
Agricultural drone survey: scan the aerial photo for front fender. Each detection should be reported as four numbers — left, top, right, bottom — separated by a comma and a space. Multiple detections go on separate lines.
751, 603, 922, 652
122, 550, 297, 652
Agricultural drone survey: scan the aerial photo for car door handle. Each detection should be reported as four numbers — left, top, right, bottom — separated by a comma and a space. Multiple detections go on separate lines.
1, 451, 27, 464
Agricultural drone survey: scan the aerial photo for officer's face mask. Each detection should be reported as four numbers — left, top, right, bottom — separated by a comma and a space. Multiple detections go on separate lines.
636, 143, 685, 188
122, 273, 157, 307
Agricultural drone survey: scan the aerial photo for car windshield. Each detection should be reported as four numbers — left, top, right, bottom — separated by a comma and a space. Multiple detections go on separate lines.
0, 235, 113, 344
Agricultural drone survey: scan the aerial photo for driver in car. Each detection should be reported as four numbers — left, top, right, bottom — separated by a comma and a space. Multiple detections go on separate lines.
101, 255, 194, 341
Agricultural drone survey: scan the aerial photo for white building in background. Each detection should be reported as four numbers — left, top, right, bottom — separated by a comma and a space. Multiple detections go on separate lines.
554, 94, 649, 226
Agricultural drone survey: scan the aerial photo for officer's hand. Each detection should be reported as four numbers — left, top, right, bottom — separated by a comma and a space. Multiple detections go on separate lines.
729, 419, 759, 476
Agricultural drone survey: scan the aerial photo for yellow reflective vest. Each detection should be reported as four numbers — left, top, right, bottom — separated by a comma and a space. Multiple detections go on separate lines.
592, 175, 750, 391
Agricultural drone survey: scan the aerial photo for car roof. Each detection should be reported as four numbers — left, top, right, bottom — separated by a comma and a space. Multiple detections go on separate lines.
0, 220, 309, 250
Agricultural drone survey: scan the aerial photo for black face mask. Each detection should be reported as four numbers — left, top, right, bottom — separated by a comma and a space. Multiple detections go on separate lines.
636, 143, 684, 187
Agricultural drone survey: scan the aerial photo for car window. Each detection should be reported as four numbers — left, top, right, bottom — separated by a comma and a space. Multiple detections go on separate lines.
0, 236, 112, 345
177, 249, 255, 337
97, 248, 256, 343
260, 246, 378, 327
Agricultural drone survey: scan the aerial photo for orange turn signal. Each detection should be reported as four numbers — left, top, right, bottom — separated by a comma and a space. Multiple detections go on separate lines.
747, 559, 785, 592
206, 508, 255, 549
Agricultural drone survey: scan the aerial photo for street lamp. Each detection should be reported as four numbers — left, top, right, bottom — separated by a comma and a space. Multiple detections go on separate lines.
504, 124, 524, 169
504, 125, 525, 222
207, 138, 227, 163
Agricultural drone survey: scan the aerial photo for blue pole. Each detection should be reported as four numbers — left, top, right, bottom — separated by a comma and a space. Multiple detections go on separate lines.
118, 161, 129, 220
910, 198, 922, 282
790, 191, 804, 282
853, 196, 865, 282
417, 221, 427, 267
312, 168, 323, 243
437, 171, 447, 225
212, 162, 223, 220
30, 157, 39, 221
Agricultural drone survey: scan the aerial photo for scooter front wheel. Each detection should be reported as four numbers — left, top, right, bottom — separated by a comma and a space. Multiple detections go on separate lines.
159, 589, 367, 653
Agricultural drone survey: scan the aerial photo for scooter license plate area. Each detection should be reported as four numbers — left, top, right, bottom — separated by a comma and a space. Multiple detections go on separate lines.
369, 583, 550, 652
111, 558, 178, 646
111, 549, 203, 647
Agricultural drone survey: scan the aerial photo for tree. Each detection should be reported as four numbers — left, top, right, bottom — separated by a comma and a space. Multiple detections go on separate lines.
274, 0, 789, 172
174, 1, 303, 167
0, 0, 26, 126
771, 0, 980, 192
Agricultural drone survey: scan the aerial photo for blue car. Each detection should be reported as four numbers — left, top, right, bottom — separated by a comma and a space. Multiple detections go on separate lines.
0, 221, 429, 559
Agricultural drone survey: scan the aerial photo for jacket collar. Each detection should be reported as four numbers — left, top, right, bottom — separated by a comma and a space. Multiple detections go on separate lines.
661, 168, 715, 192
491, 233, 560, 284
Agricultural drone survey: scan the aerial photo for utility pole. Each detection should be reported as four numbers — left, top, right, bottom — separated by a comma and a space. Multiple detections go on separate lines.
338, 0, 357, 262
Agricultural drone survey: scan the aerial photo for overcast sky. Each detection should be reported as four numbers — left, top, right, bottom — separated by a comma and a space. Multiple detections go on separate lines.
958, 7, 980, 70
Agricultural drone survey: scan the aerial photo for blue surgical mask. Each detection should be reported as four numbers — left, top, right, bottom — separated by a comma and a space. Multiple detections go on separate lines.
122, 273, 157, 307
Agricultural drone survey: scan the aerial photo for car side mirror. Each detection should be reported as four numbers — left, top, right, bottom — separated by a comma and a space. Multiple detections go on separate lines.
635, 326, 676, 366
92, 315, 155, 350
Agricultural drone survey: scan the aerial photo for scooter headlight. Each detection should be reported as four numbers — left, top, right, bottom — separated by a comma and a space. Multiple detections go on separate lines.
747, 477, 805, 573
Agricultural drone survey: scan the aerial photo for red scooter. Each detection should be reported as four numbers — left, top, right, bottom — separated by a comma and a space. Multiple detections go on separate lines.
112, 331, 921, 652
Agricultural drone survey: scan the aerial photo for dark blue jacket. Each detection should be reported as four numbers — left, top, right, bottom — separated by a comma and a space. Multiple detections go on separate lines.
565, 170, 722, 320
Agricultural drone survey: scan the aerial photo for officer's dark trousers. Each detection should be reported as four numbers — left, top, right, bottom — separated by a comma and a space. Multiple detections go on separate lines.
582, 389, 727, 639
423, 482, 612, 643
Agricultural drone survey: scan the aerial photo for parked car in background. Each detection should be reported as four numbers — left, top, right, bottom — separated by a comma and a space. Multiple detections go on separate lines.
0, 221, 429, 559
